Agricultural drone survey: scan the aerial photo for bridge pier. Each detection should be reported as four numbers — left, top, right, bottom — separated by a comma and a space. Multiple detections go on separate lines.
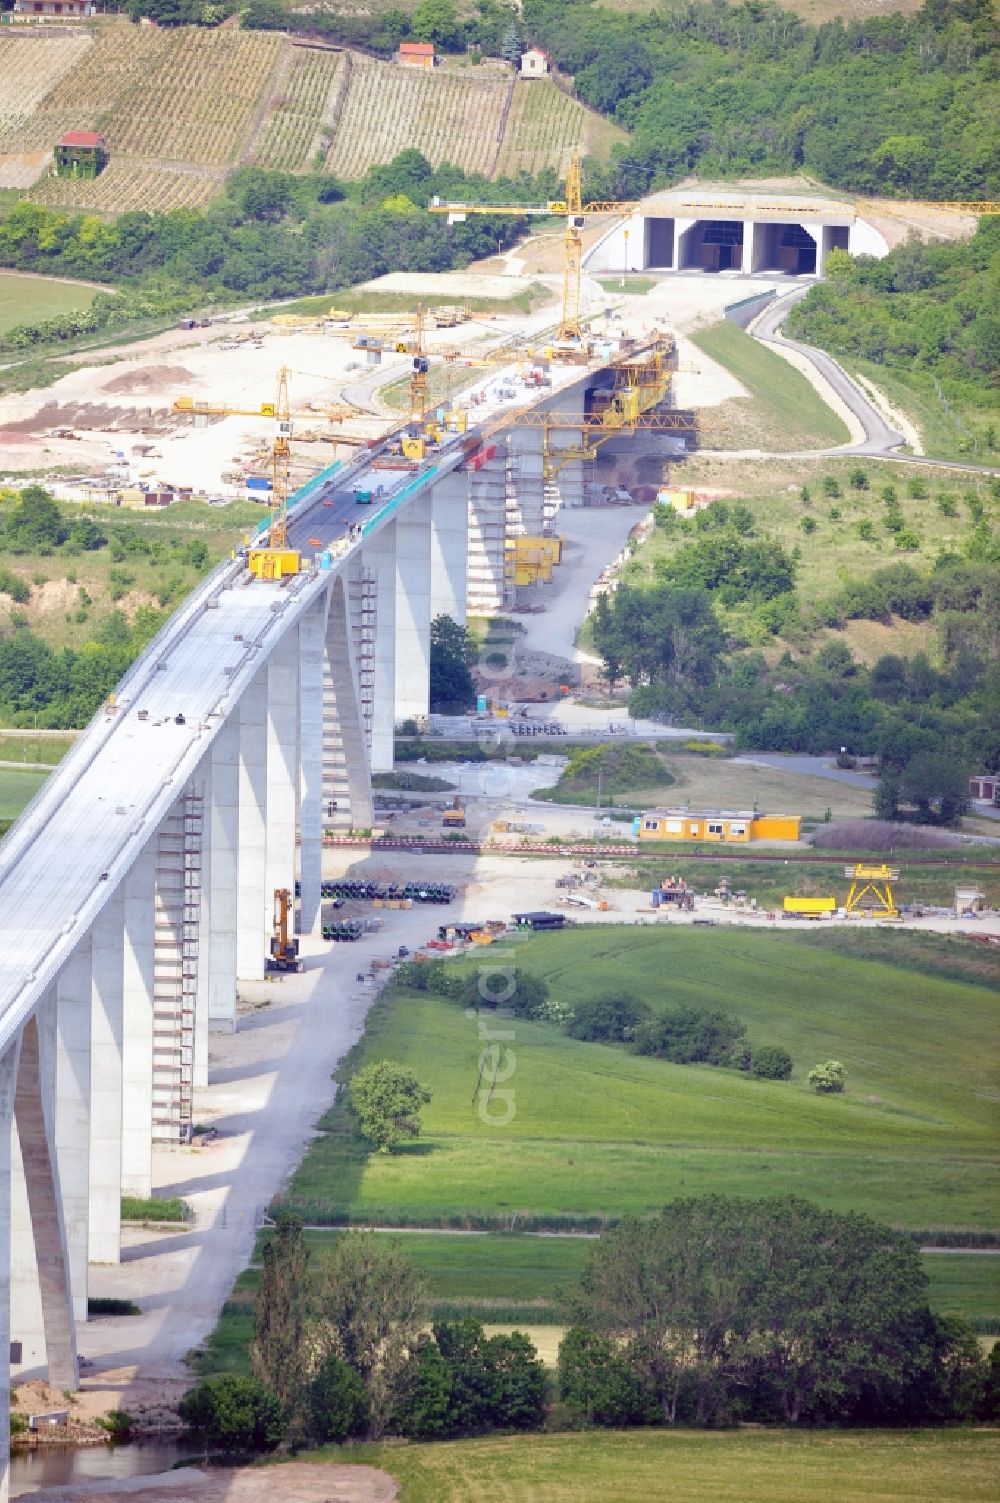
430, 475, 469, 626
264, 629, 300, 925
361, 521, 397, 773
55, 941, 93, 1325
122, 846, 156, 1199
12, 1001, 78, 1390
299, 596, 328, 934
204, 717, 239, 1032
89, 890, 124, 1264
236, 671, 268, 983
394, 494, 433, 724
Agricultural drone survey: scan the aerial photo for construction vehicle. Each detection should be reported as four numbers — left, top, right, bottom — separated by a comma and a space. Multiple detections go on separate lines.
442, 796, 466, 829
268, 887, 304, 972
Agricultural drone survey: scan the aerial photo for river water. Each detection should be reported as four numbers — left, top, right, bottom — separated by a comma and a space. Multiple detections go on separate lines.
10, 1441, 195, 1497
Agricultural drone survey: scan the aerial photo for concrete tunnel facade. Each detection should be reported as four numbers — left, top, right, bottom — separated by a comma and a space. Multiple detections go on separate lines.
586, 189, 886, 278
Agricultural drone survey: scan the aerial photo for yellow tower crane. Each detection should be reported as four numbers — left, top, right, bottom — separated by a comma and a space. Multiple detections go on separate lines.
429, 155, 638, 345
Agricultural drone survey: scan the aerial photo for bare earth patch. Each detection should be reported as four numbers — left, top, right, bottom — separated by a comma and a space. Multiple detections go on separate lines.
25, 1460, 398, 1503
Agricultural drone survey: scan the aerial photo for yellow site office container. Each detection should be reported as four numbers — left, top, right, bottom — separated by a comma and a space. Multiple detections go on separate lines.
638, 810, 801, 844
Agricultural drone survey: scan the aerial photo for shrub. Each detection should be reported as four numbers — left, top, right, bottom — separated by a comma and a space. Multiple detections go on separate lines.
347, 1060, 432, 1153
462, 969, 549, 1019
0, 567, 29, 604
558, 1327, 651, 1427
632, 1006, 747, 1066
800, 515, 817, 534
178, 1375, 284, 1453
567, 991, 650, 1043
848, 467, 869, 490
391, 1336, 452, 1439
808, 1059, 847, 1093
937, 493, 958, 517
821, 476, 841, 497
751, 1045, 793, 1080
907, 477, 928, 499
307, 1352, 370, 1443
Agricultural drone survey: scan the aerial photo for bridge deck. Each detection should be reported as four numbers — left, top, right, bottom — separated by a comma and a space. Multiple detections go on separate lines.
0, 338, 631, 1048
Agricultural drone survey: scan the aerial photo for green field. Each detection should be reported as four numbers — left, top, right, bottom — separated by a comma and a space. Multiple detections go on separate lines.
0, 271, 105, 338
306, 1429, 999, 1502
281, 929, 999, 1235
690, 319, 851, 450
924, 1254, 1000, 1327
0, 767, 48, 821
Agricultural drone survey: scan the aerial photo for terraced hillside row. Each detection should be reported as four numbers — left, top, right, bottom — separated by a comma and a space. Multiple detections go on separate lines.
0, 21, 605, 213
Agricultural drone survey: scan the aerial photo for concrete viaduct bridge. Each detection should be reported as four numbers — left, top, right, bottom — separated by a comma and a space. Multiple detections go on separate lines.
0, 331, 681, 1497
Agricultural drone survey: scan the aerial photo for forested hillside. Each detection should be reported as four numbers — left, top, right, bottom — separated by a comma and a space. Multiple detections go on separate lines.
523, 0, 999, 202
787, 222, 1000, 454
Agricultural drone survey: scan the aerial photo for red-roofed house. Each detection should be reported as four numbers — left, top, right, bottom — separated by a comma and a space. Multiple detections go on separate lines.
55, 130, 107, 179
396, 41, 436, 70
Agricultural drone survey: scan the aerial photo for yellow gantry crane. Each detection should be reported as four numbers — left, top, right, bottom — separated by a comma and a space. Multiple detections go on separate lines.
429, 154, 638, 345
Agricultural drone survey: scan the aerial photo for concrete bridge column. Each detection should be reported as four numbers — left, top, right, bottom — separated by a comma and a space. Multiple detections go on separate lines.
55, 939, 93, 1326
545, 396, 587, 513
192, 762, 211, 1089
323, 575, 374, 831
265, 628, 300, 925
394, 493, 433, 724
12, 998, 78, 1390
89, 889, 124, 1265
0, 1034, 22, 1503
299, 595, 329, 935
510, 428, 546, 536
430, 473, 469, 626
236, 669, 267, 982
121, 844, 156, 1199
360, 520, 397, 773
205, 717, 239, 1026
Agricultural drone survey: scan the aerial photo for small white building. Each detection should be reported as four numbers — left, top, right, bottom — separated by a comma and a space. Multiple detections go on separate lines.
12, 0, 98, 17
520, 48, 549, 78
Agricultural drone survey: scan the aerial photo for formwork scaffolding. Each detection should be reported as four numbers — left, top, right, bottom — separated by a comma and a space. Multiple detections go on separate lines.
468, 445, 511, 613
152, 788, 202, 1143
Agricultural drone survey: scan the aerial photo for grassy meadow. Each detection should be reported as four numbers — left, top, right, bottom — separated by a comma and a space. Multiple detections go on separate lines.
306, 1428, 999, 1502
0, 270, 105, 338
280, 928, 999, 1235
620, 457, 996, 645
0, 767, 48, 822
690, 320, 851, 450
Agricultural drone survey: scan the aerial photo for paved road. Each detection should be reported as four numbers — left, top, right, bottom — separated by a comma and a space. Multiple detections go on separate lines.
746, 288, 1000, 475
750, 286, 904, 457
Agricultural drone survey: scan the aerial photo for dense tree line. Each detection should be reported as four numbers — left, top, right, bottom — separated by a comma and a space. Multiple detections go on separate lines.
241, 0, 517, 57
522, 0, 999, 202
180, 1200, 997, 1453
788, 222, 1000, 419
563, 1196, 993, 1428
0, 157, 527, 353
